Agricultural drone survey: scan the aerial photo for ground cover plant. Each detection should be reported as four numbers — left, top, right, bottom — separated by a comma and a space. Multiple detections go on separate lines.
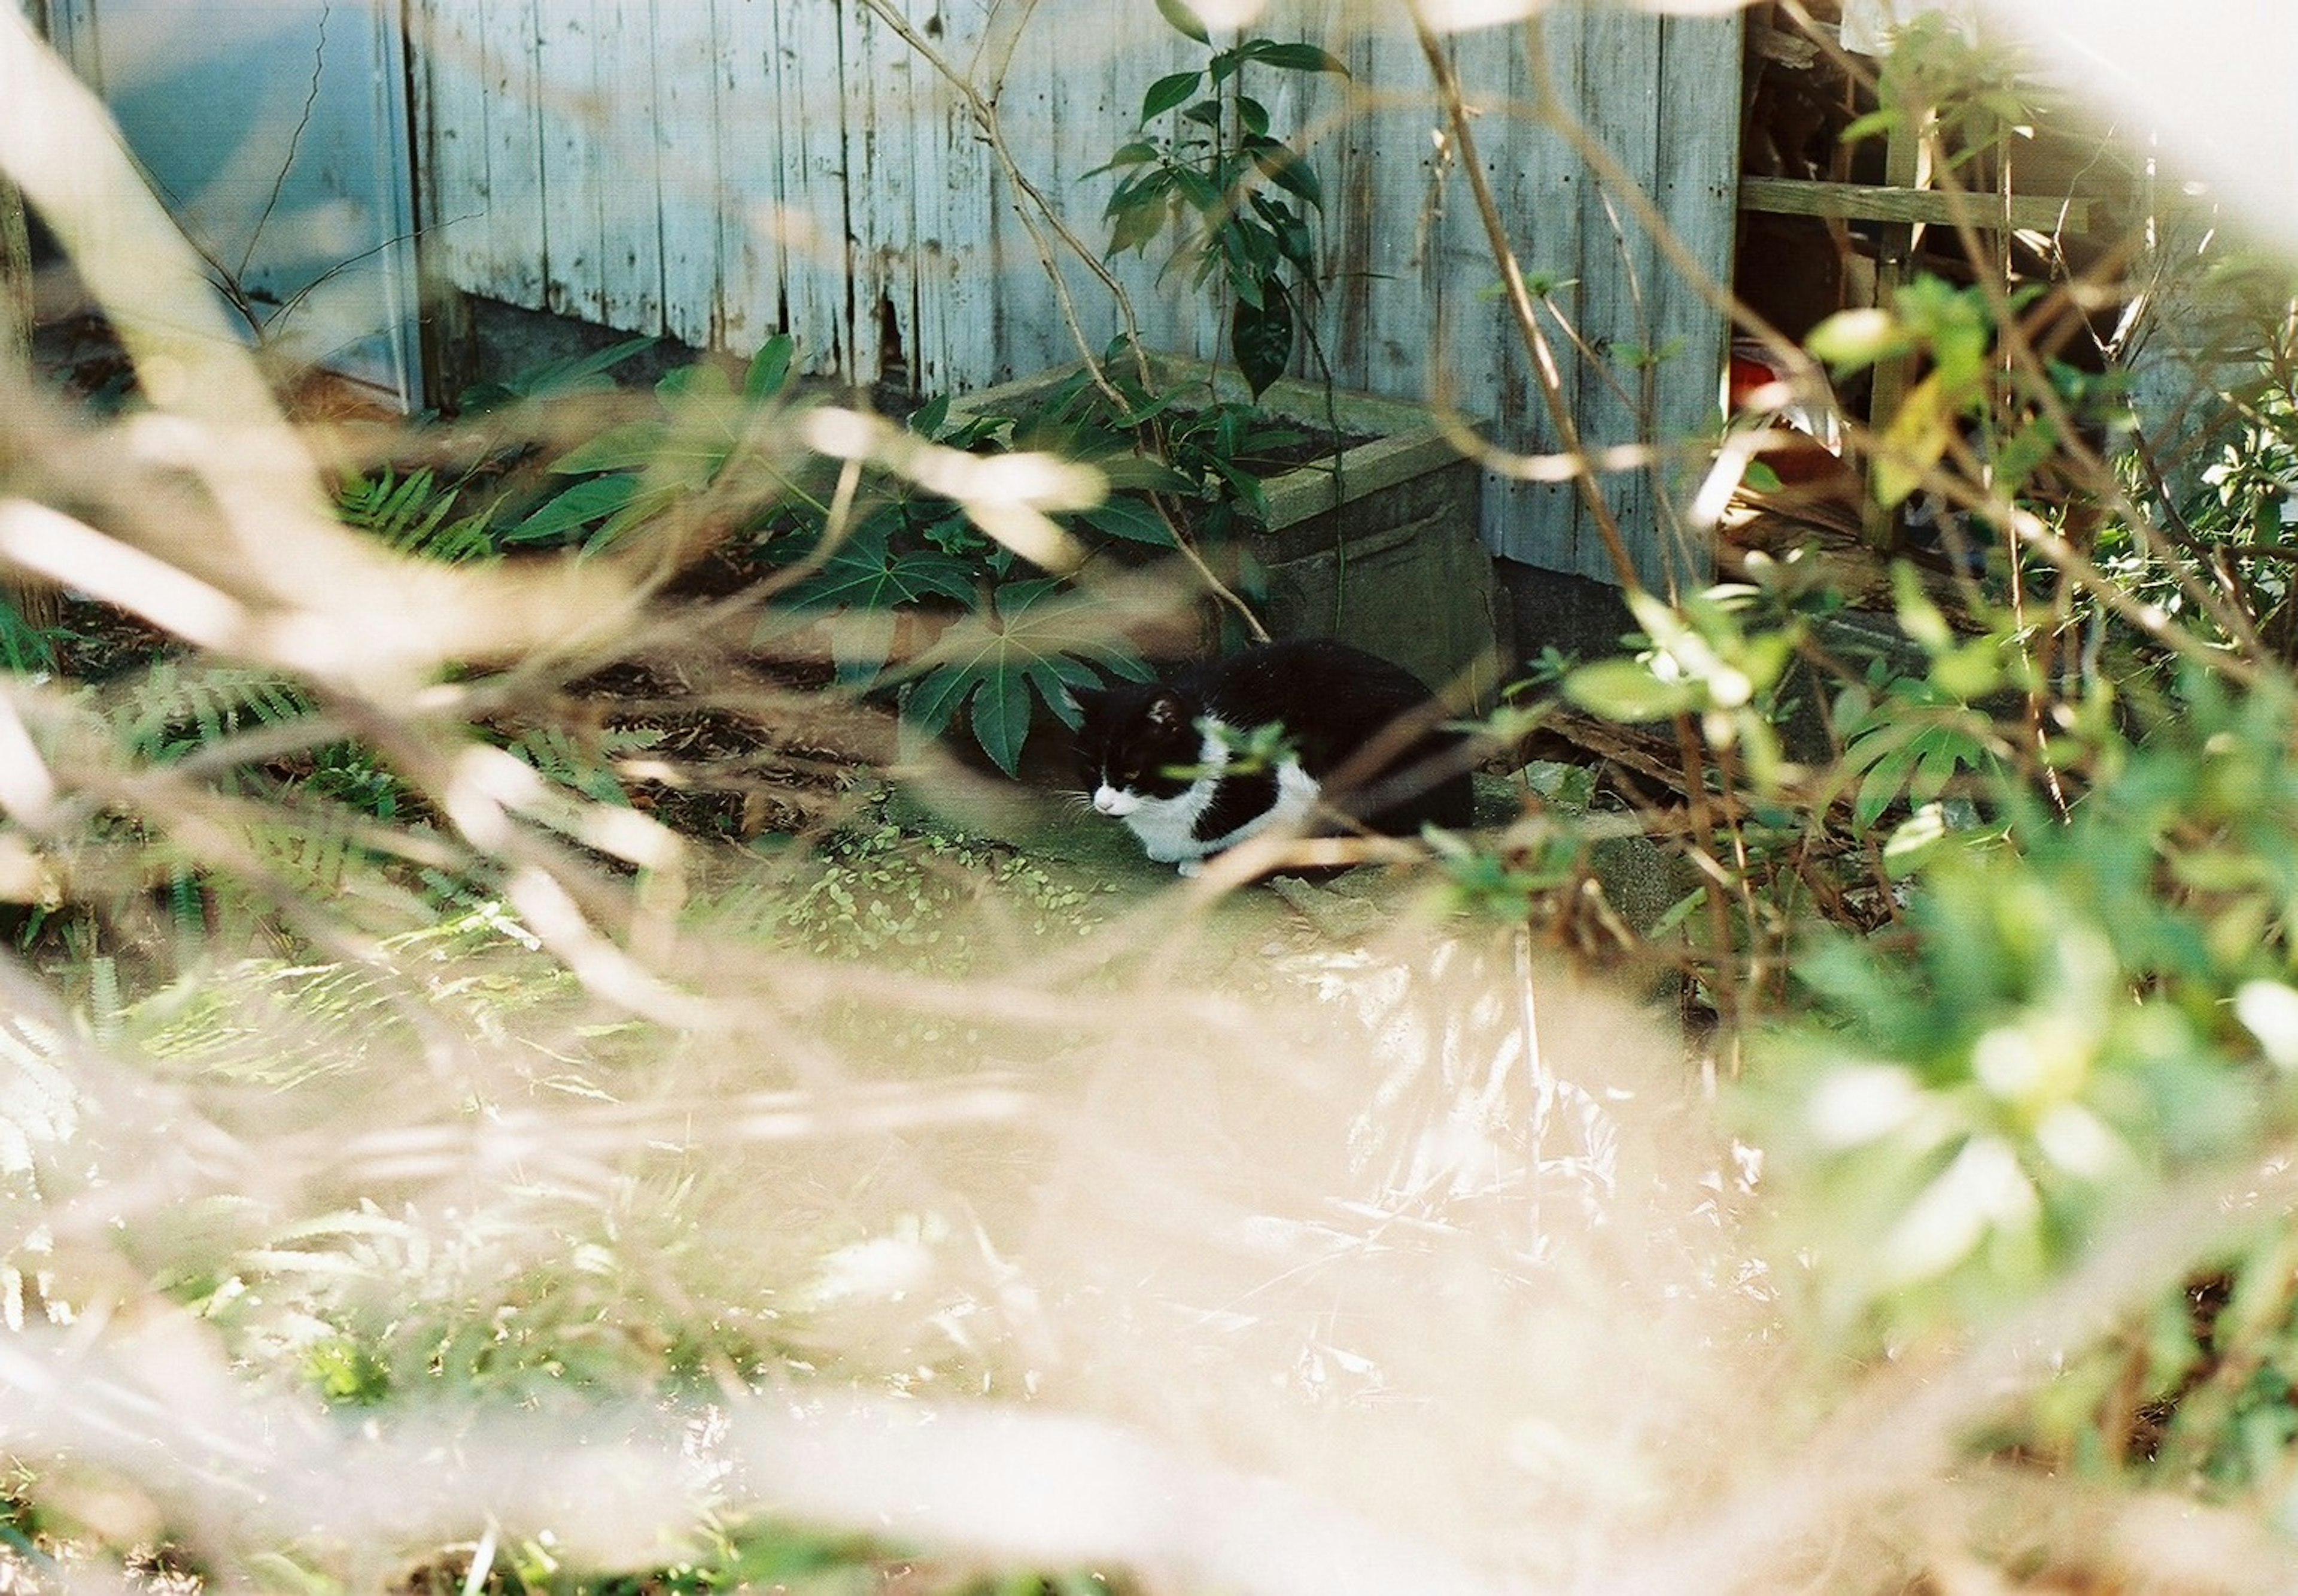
13, 3, 2298, 1595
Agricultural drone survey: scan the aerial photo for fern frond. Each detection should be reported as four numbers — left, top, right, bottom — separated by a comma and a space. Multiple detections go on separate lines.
337, 468, 501, 563
102, 661, 319, 767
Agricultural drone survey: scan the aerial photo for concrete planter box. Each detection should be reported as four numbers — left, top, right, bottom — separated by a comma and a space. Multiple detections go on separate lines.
957, 354, 1503, 706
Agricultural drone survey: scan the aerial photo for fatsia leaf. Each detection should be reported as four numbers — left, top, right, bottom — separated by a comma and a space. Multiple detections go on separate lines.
992, 575, 1072, 619
905, 664, 975, 737
830, 609, 898, 688
971, 667, 1035, 776
1029, 659, 1086, 729
1853, 735, 1925, 830
896, 580, 1136, 770
784, 525, 980, 612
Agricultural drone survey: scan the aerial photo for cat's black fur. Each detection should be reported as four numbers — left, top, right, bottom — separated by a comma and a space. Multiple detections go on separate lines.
1071, 639, 1475, 874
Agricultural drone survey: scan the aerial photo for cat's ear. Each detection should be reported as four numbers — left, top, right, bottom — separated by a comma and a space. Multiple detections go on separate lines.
1067, 684, 1107, 719
1145, 691, 1186, 730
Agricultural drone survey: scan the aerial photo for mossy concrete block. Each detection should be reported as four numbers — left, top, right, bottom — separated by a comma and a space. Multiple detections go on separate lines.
958, 354, 1503, 706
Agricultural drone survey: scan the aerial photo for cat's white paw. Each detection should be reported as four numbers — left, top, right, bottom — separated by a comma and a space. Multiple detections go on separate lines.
1176, 859, 1204, 879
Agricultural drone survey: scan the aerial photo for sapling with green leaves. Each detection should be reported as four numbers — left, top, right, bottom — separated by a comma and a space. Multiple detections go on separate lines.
1093, 0, 1346, 397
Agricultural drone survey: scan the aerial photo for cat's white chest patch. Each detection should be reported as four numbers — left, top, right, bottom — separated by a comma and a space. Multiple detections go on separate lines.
1106, 725, 1320, 870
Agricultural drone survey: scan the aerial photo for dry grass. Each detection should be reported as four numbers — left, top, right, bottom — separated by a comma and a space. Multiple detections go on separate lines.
7, 4, 2298, 1594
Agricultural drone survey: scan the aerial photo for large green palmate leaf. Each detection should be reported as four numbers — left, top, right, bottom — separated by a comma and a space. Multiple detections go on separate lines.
782, 518, 980, 613
902, 578, 1150, 776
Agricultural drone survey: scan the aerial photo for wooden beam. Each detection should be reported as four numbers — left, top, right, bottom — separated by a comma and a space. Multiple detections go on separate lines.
1, 178, 29, 365
1864, 124, 1926, 549
1742, 176, 2092, 236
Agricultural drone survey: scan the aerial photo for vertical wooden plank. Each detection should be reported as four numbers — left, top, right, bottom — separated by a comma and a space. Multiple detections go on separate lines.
652, 0, 722, 349
710, 0, 779, 355
1472, 12, 1585, 574
480, 0, 547, 309
594, 0, 665, 335
844, 0, 914, 388
415, 0, 494, 301
1652, 8, 1742, 588
1569, 0, 1662, 589
1864, 115, 1925, 548
535, 0, 604, 320
764, 0, 850, 375
1355, 7, 1449, 403
907, 0, 989, 394
982, 0, 1062, 379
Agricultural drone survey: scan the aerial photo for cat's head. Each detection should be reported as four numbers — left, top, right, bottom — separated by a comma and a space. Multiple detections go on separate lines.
1071, 681, 1202, 811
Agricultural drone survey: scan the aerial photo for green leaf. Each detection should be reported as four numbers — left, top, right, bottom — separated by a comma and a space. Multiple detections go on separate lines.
1840, 106, 1901, 145
1095, 451, 1195, 493
501, 475, 643, 544
785, 523, 980, 612
1142, 71, 1203, 121
1235, 96, 1270, 137
1253, 139, 1324, 209
1030, 659, 1087, 729
1080, 496, 1179, 546
1083, 140, 1160, 180
1107, 193, 1169, 258
744, 334, 797, 402
1156, 0, 1210, 43
1807, 307, 1907, 373
1563, 658, 1697, 723
548, 419, 671, 476
1232, 290, 1294, 400
1168, 165, 1223, 214
657, 361, 732, 402
1226, 252, 1266, 309
1246, 41, 1348, 74
910, 393, 954, 439
478, 333, 658, 406
583, 487, 680, 554
971, 666, 1035, 776
1853, 733, 1925, 828
992, 575, 1072, 619
831, 609, 898, 687
906, 664, 974, 737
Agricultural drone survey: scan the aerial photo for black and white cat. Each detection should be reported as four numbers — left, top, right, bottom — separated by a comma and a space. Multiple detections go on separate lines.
1071, 639, 1476, 876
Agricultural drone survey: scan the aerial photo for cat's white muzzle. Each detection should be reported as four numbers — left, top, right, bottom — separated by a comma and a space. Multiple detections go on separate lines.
1093, 786, 1137, 817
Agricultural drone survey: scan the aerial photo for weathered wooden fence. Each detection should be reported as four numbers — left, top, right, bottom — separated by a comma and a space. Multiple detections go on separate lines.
411, 0, 1742, 589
